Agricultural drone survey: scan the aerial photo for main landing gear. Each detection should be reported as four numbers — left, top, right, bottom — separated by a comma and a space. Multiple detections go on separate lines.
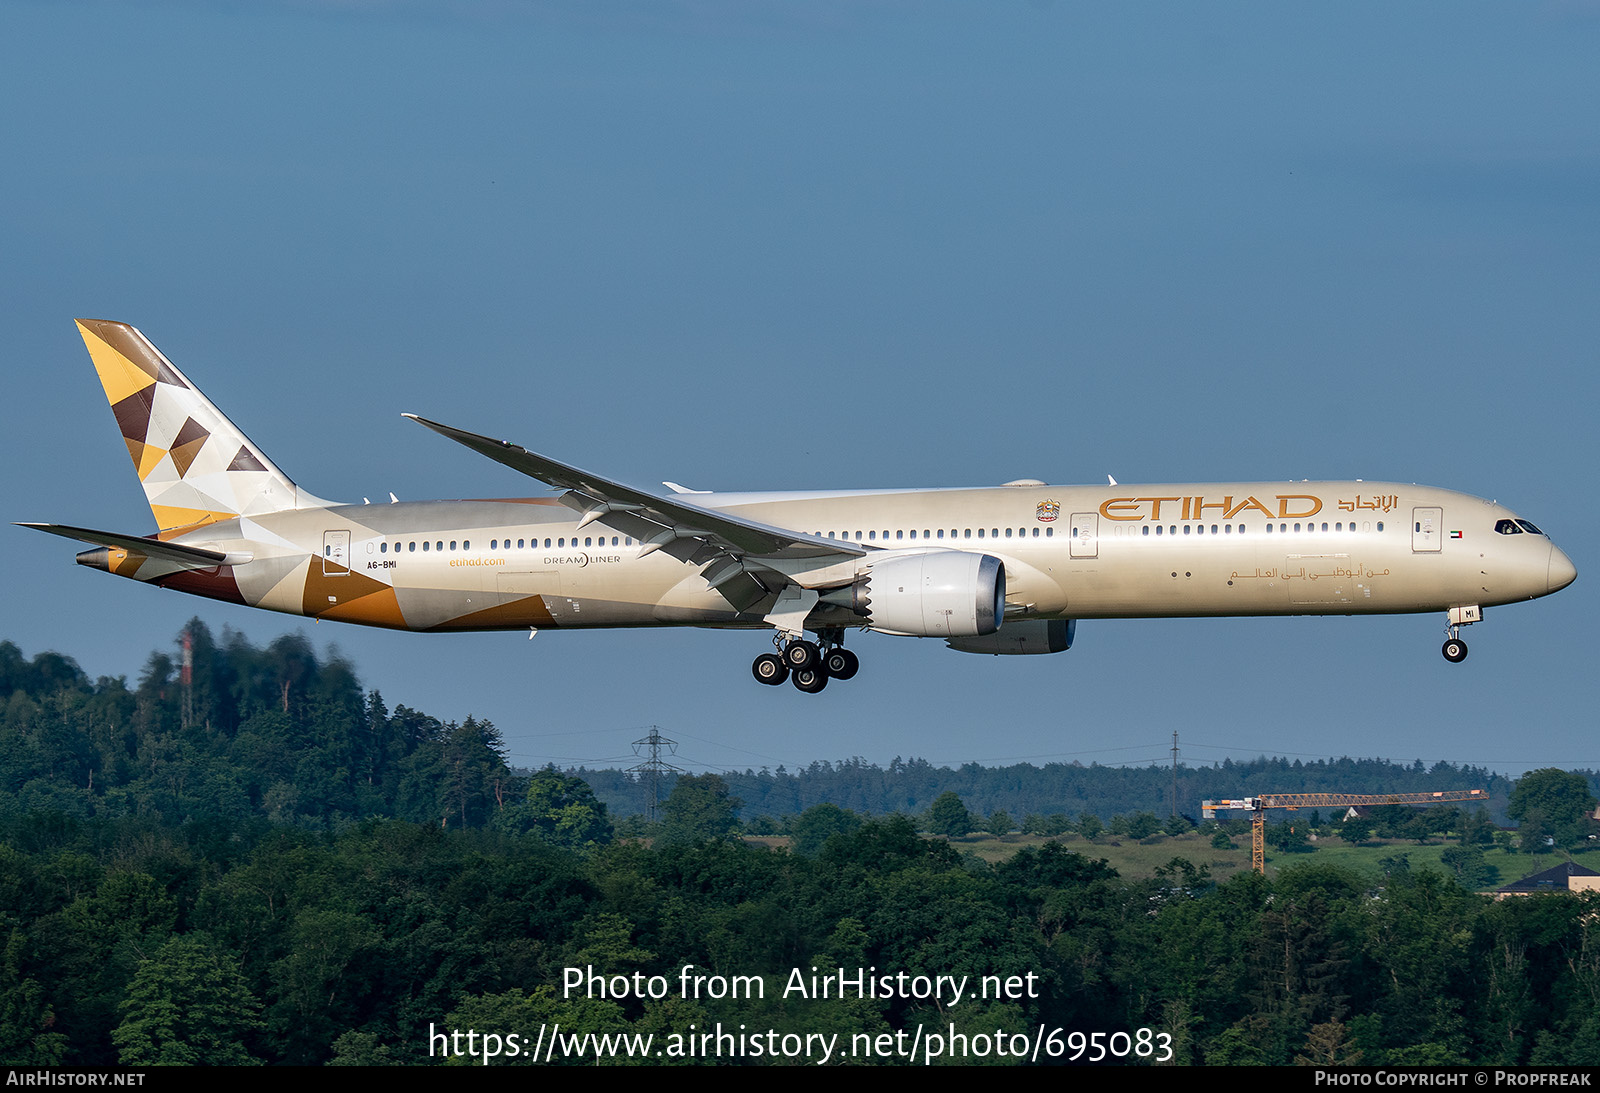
751, 631, 859, 693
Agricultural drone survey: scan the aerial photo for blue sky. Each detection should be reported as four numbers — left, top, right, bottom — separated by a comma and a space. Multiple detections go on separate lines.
4, 1, 1596, 782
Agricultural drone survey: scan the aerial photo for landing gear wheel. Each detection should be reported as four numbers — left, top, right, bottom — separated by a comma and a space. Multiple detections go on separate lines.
823, 648, 859, 680
783, 639, 820, 672
792, 667, 828, 693
752, 653, 789, 686
1442, 638, 1468, 663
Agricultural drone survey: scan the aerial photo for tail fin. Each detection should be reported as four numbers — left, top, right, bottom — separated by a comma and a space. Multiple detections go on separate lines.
75, 319, 332, 537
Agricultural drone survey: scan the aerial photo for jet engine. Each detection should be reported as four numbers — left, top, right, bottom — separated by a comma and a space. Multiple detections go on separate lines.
827, 550, 1005, 638
946, 619, 1075, 655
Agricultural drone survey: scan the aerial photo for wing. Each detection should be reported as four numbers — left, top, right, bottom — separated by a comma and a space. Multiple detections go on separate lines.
403, 415, 867, 570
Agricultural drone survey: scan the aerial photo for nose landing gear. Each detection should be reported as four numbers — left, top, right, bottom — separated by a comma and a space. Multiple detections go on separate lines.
1441, 605, 1480, 663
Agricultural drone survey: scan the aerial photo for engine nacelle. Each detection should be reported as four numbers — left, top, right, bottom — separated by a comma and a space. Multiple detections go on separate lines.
946, 619, 1075, 655
852, 551, 1005, 638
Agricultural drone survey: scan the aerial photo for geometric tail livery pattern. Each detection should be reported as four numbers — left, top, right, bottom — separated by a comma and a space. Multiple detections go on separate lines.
75, 319, 332, 538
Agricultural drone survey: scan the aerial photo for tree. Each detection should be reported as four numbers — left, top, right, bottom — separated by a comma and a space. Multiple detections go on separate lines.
658, 773, 741, 844
1510, 769, 1598, 849
439, 716, 511, 829
1439, 846, 1495, 891
1268, 820, 1312, 853
924, 792, 973, 838
112, 936, 261, 1065
496, 767, 613, 848
0, 929, 67, 1064
1461, 807, 1496, 847
1125, 811, 1162, 841
985, 810, 1014, 837
1341, 816, 1374, 845
789, 803, 862, 856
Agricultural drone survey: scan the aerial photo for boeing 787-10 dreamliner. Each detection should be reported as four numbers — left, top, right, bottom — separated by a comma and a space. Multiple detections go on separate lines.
22, 320, 1577, 693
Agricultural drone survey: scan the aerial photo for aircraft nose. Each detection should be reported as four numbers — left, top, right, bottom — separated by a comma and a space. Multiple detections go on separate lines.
1548, 544, 1577, 594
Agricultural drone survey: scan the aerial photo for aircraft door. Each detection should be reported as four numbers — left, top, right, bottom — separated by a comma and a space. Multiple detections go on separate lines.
1412, 507, 1442, 553
1070, 513, 1099, 559
322, 530, 350, 574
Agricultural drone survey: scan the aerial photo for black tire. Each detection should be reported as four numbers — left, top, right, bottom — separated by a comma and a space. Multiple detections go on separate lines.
792, 667, 828, 693
783, 639, 820, 672
752, 653, 789, 685
1442, 639, 1468, 663
823, 648, 859, 680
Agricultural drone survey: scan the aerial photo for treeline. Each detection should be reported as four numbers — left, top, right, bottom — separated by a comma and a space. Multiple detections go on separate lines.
576, 755, 1540, 826
8, 624, 1568, 831
0, 626, 515, 830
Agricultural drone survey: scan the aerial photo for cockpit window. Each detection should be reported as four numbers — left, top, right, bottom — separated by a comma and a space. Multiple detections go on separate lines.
1494, 519, 1523, 535
1516, 520, 1544, 535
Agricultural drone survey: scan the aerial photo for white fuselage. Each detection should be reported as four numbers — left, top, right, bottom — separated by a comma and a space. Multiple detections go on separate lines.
153, 479, 1572, 635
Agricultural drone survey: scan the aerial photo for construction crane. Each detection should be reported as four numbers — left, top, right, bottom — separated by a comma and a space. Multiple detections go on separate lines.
1202, 789, 1490, 873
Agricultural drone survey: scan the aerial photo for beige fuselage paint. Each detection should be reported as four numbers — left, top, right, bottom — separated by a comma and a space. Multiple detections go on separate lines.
136, 481, 1563, 634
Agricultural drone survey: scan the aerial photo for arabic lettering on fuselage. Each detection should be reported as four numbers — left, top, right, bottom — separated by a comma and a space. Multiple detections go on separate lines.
1336, 494, 1399, 514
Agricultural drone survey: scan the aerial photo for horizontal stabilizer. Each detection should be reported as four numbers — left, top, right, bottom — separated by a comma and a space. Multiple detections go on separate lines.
16, 523, 247, 568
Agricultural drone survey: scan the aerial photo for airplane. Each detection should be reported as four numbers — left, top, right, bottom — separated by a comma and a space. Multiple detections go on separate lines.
21, 320, 1577, 693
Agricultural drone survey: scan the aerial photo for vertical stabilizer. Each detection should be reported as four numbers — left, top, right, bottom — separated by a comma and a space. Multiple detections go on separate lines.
74, 319, 332, 537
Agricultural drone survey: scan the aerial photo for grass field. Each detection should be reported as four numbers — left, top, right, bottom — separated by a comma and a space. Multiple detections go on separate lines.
948, 830, 1593, 890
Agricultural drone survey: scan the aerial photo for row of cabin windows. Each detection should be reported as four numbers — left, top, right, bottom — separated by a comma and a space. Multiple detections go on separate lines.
366, 520, 1389, 555
814, 527, 1055, 541
378, 536, 633, 554
1136, 520, 1384, 537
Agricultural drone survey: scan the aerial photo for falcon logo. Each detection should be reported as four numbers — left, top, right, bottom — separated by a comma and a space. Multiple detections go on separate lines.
1036, 500, 1060, 523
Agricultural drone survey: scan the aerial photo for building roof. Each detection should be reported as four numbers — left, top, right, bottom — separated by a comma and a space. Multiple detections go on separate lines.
1497, 861, 1600, 894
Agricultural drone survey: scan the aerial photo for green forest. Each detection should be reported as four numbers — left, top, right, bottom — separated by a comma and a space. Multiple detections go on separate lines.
2, 624, 1598, 1066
